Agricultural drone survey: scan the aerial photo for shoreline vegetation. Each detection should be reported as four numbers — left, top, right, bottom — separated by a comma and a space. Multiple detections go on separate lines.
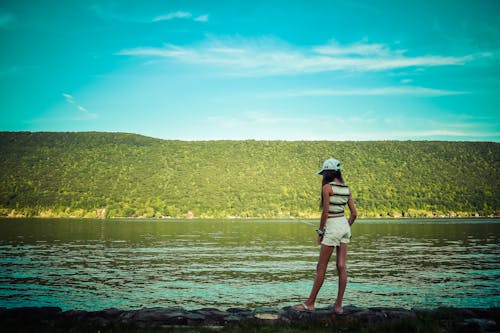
1, 211, 499, 220
1, 132, 498, 220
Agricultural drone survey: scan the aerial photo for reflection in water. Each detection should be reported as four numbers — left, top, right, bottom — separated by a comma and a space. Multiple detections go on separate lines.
0, 218, 498, 310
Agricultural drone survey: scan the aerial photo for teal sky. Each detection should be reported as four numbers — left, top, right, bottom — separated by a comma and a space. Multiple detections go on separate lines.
1, 0, 499, 141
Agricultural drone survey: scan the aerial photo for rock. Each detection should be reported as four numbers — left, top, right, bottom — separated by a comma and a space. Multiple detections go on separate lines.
225, 307, 253, 322
194, 307, 229, 317
117, 309, 136, 322
343, 305, 364, 314
369, 307, 417, 321
62, 309, 89, 322
224, 314, 242, 323
87, 316, 110, 328
0, 306, 62, 324
226, 307, 249, 313
0, 305, 498, 332
98, 307, 125, 317
184, 312, 206, 325
453, 318, 497, 333
254, 313, 279, 320
192, 308, 230, 325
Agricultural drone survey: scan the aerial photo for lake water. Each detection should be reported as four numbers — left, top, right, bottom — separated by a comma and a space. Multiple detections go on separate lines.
0, 218, 498, 311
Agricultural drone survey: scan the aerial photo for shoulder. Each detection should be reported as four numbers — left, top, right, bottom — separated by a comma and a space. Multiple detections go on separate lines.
322, 183, 333, 194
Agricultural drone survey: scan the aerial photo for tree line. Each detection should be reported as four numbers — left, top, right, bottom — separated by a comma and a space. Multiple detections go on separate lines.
0, 131, 498, 219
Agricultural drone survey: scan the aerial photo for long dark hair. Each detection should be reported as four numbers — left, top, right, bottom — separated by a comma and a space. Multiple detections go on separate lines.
320, 170, 344, 209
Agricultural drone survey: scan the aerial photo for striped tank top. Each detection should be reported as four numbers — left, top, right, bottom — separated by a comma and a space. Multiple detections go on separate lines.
328, 182, 350, 215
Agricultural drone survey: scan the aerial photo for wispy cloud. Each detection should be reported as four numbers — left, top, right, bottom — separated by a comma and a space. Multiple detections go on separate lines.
315, 115, 500, 141
325, 129, 500, 141
117, 44, 191, 57
194, 14, 209, 22
313, 39, 396, 56
260, 86, 468, 98
403, 129, 500, 139
90, 5, 208, 24
153, 11, 192, 22
62, 93, 75, 103
117, 37, 483, 77
62, 93, 98, 120
152, 11, 208, 22
203, 110, 499, 141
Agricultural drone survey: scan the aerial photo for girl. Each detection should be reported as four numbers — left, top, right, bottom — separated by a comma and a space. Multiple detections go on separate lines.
294, 157, 357, 314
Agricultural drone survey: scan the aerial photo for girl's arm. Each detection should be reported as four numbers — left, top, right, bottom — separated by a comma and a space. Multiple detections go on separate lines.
319, 184, 332, 231
347, 193, 357, 226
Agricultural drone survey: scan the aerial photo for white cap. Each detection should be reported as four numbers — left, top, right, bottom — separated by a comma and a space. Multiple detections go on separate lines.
316, 157, 341, 175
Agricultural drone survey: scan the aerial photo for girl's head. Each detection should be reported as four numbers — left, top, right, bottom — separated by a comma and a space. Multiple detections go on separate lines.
321, 169, 344, 185
317, 157, 341, 175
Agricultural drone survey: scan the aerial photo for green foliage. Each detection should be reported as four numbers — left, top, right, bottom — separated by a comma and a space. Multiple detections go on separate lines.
0, 131, 498, 218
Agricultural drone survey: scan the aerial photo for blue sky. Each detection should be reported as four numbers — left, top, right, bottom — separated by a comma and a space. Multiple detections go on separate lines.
1, 0, 499, 141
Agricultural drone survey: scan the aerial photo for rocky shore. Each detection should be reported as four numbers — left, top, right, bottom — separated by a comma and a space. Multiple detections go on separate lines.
1, 305, 498, 332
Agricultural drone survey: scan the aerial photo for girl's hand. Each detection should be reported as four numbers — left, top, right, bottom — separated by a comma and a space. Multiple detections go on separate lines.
317, 235, 323, 245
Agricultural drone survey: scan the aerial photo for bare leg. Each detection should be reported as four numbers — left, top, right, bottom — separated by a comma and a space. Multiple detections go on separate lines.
304, 244, 334, 309
334, 242, 348, 313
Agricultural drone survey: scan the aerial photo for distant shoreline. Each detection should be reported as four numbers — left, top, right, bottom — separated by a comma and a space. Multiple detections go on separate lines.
2, 207, 498, 220
1, 216, 499, 221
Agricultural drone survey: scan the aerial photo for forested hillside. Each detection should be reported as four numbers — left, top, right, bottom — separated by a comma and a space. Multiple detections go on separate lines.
0, 132, 498, 218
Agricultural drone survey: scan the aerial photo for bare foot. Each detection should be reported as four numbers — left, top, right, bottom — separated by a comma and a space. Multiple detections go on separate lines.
333, 301, 343, 314
292, 303, 315, 311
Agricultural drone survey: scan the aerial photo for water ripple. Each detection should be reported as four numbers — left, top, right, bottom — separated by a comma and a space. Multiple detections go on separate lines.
0, 218, 498, 310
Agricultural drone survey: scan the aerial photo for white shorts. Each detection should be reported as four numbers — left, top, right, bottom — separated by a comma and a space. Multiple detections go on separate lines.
321, 216, 351, 247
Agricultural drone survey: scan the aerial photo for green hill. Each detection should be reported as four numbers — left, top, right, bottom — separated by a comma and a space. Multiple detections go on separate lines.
0, 131, 498, 218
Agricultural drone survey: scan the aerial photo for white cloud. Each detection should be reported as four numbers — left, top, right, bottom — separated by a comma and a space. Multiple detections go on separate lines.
117, 44, 191, 57
77, 105, 89, 113
403, 129, 499, 139
194, 14, 209, 22
313, 39, 395, 56
153, 11, 192, 22
62, 93, 74, 101
202, 110, 498, 141
152, 11, 209, 23
260, 86, 468, 98
90, 5, 207, 24
62, 93, 98, 119
117, 37, 483, 76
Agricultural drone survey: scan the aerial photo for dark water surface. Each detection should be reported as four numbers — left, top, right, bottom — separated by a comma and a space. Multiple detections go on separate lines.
0, 218, 498, 310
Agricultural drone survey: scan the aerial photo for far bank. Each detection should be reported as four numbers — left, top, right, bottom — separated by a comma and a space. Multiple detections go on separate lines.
1, 132, 498, 219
